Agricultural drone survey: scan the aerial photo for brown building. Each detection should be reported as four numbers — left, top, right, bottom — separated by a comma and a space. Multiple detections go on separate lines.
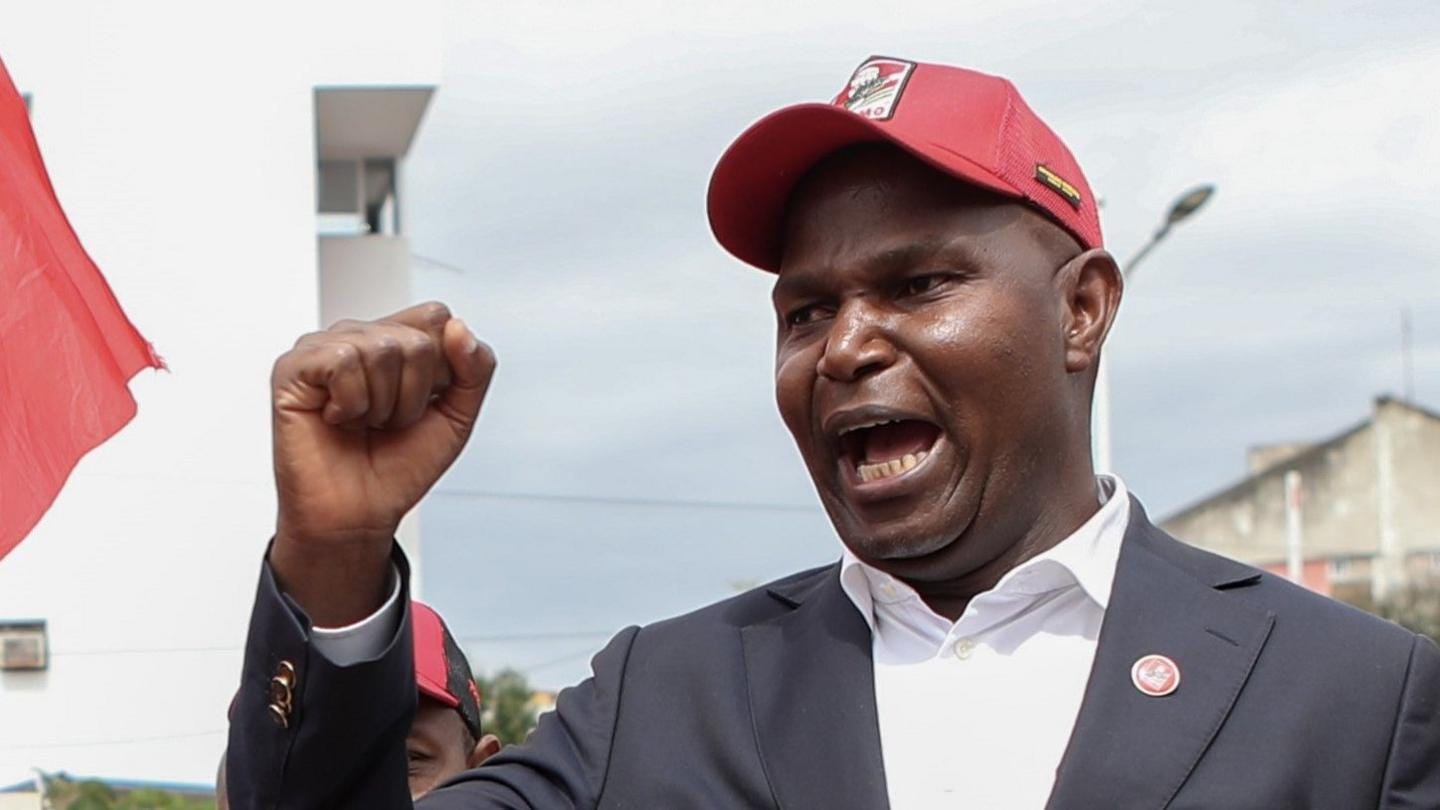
1161, 397, 1440, 608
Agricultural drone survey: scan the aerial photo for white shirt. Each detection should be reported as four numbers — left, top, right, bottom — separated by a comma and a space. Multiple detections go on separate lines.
840, 475, 1129, 809
310, 477, 1130, 809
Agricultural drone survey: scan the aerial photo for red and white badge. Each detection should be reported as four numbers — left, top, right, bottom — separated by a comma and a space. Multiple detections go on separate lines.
1131, 654, 1181, 697
831, 56, 916, 121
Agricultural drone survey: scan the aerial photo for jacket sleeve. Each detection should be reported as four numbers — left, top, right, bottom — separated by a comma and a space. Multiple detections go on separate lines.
418, 625, 639, 809
226, 543, 638, 810
1379, 633, 1440, 809
225, 544, 418, 809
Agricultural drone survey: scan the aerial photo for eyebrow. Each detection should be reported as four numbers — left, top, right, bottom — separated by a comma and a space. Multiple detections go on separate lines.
868, 239, 964, 271
772, 237, 986, 303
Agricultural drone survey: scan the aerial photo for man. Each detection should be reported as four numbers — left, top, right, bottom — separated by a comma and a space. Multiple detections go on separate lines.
220, 601, 499, 806
227, 58, 1439, 808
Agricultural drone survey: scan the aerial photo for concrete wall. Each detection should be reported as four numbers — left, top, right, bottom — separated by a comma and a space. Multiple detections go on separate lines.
0, 0, 439, 784
318, 236, 414, 326
1383, 399, 1440, 557
1163, 421, 1379, 565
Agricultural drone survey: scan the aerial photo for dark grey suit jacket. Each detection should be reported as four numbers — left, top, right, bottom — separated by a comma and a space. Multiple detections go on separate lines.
227, 500, 1440, 808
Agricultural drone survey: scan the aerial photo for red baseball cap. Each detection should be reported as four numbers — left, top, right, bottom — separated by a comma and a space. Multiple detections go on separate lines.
412, 601, 484, 740
707, 56, 1102, 272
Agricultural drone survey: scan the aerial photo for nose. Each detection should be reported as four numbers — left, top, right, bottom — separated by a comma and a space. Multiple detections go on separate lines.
816, 299, 897, 382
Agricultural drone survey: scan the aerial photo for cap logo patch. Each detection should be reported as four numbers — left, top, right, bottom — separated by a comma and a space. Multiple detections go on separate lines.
833, 57, 916, 121
1035, 164, 1082, 210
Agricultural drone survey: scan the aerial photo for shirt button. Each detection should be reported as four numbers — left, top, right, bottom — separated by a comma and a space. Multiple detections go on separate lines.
953, 638, 976, 660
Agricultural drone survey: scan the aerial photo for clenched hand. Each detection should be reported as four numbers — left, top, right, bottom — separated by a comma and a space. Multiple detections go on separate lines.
268, 302, 495, 626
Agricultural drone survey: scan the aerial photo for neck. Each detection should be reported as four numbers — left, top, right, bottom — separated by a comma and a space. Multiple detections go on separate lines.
906, 467, 1102, 622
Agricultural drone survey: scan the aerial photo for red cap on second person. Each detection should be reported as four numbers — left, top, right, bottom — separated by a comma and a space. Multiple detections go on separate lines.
412, 601, 484, 740
707, 56, 1102, 272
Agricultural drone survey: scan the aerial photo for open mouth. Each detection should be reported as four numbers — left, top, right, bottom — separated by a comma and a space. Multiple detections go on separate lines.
837, 418, 943, 484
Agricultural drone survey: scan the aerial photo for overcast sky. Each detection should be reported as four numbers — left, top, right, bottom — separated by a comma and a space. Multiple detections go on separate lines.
401, 0, 1440, 687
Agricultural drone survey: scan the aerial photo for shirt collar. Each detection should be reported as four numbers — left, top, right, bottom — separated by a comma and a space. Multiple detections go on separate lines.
839, 475, 1131, 632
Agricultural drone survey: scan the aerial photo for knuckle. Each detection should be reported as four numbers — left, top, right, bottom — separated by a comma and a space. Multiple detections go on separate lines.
372, 335, 403, 361
293, 330, 325, 348
327, 318, 363, 332
272, 343, 319, 382
401, 332, 436, 357
329, 343, 360, 367
417, 301, 451, 325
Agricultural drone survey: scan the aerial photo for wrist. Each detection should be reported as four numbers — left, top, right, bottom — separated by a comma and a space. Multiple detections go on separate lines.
270, 529, 395, 628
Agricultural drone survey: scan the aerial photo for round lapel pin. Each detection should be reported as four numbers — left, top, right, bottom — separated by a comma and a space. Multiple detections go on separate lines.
1131, 654, 1181, 697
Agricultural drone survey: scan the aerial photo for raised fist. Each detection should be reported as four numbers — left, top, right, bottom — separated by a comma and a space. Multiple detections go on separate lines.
268, 302, 495, 625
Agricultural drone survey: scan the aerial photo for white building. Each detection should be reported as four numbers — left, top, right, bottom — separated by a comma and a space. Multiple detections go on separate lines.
0, 1, 440, 784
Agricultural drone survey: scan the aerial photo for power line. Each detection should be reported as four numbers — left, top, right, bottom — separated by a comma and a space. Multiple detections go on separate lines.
43, 630, 621, 658
431, 487, 817, 514
48, 645, 241, 658
410, 252, 469, 274
517, 646, 601, 674
0, 728, 225, 751
458, 629, 616, 644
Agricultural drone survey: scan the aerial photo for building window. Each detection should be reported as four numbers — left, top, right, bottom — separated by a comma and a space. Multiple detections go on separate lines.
1328, 556, 1370, 581
316, 158, 399, 236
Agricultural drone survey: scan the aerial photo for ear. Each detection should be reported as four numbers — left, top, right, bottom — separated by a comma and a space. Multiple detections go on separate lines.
1057, 248, 1122, 374
468, 733, 503, 768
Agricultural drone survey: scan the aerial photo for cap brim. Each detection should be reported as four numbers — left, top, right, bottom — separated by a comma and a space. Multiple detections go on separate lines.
417, 672, 460, 709
706, 103, 1022, 273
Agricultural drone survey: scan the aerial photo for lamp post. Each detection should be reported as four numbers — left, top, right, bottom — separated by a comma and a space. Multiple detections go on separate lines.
1124, 185, 1215, 280
1094, 184, 1215, 473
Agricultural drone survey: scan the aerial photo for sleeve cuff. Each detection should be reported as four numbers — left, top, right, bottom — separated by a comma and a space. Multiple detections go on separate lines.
309, 565, 403, 666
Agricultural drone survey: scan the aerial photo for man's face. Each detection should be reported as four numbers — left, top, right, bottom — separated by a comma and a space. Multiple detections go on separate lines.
772, 145, 1090, 583
406, 697, 500, 798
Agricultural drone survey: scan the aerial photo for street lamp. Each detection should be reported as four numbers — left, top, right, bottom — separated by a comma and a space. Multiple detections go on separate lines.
1094, 183, 1216, 473
1122, 184, 1215, 280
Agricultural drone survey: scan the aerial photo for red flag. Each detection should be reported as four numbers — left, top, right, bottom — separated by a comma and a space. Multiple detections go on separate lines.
0, 56, 162, 560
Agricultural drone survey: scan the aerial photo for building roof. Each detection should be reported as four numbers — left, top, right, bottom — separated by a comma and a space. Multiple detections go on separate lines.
1161, 396, 1440, 526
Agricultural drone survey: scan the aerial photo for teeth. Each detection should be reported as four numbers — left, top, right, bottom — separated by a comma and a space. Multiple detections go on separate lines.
839, 418, 899, 437
856, 450, 928, 483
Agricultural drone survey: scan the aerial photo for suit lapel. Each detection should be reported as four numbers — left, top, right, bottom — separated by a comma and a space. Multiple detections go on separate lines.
741, 566, 890, 810
1047, 500, 1275, 810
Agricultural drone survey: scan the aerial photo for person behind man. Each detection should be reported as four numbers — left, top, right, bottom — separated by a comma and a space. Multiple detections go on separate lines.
220, 601, 499, 806
226, 57, 1439, 808
401, 601, 502, 794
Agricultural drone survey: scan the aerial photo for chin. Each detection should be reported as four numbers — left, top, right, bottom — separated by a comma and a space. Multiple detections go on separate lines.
830, 505, 960, 563
822, 467, 979, 563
